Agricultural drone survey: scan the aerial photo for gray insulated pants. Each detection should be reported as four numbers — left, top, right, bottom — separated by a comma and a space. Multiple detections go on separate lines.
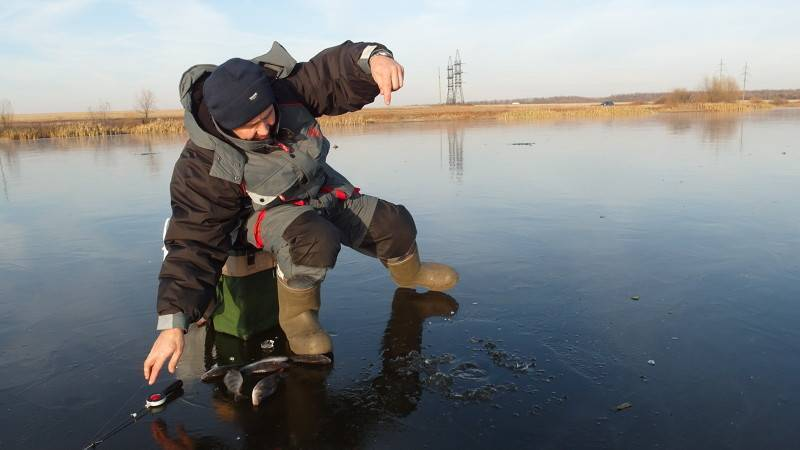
245, 194, 417, 289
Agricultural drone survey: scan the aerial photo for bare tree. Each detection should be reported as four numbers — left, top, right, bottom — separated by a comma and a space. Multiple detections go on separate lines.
0, 99, 14, 129
136, 89, 156, 123
88, 100, 112, 126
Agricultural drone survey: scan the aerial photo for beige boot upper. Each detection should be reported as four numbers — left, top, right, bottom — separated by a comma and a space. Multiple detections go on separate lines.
277, 278, 332, 355
386, 244, 459, 292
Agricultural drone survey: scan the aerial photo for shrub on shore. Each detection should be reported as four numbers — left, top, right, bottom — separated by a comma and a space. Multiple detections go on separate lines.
656, 88, 694, 105
772, 97, 788, 106
699, 75, 742, 103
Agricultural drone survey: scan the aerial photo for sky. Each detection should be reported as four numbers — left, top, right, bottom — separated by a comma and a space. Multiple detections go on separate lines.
1, 0, 798, 113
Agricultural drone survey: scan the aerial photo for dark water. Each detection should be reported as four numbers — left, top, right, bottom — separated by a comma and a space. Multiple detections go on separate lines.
1, 110, 799, 449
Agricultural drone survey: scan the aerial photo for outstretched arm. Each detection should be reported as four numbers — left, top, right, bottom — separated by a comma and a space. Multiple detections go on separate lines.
282, 40, 404, 117
144, 145, 242, 384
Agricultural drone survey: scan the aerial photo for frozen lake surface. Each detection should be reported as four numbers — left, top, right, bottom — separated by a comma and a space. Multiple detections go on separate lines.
1, 109, 799, 449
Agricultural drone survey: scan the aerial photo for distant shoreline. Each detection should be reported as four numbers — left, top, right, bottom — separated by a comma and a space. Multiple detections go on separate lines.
1, 101, 796, 141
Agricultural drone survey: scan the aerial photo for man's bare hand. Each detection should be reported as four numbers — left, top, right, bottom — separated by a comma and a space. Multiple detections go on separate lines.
370, 55, 404, 105
143, 328, 185, 385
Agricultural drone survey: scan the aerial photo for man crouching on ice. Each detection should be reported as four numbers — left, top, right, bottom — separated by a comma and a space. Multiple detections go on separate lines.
144, 41, 458, 384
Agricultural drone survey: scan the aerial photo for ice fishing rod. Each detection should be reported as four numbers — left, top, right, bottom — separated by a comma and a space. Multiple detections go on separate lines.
82, 379, 183, 449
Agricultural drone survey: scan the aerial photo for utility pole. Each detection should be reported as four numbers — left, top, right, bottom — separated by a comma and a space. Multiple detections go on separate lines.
741, 62, 749, 101
438, 67, 442, 104
446, 57, 454, 104
718, 58, 725, 80
445, 51, 465, 105
453, 50, 464, 104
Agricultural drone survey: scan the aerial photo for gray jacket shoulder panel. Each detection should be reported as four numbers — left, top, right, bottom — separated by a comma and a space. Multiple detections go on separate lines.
251, 41, 297, 79
179, 64, 246, 183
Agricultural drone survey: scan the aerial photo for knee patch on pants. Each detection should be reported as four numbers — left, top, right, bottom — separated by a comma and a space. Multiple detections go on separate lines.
360, 200, 417, 259
282, 210, 341, 268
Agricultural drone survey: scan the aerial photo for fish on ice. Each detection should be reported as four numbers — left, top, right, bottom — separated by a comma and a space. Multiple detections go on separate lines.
200, 364, 244, 383
240, 356, 290, 375
252, 373, 280, 406
223, 369, 245, 401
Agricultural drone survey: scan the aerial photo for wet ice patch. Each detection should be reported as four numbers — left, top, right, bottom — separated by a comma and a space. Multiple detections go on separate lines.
471, 338, 536, 374
450, 362, 488, 381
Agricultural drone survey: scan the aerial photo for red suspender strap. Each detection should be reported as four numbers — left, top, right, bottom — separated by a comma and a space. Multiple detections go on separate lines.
318, 185, 361, 200
307, 125, 322, 138
253, 210, 267, 249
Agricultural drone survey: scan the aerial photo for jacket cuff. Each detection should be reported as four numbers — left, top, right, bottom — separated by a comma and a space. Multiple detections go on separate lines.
156, 313, 188, 331
357, 45, 393, 75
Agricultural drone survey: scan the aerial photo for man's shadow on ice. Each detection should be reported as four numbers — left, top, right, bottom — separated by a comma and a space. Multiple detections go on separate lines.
152, 288, 459, 449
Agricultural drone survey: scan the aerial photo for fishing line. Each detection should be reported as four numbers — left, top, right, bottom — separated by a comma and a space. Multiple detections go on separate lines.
89, 381, 147, 443
83, 408, 146, 450
82, 380, 183, 449
178, 396, 209, 409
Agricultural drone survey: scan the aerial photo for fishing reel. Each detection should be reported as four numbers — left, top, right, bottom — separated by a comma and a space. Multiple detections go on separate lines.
133, 380, 184, 418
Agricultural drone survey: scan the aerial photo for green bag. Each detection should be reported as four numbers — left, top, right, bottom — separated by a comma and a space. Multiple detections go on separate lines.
212, 267, 279, 340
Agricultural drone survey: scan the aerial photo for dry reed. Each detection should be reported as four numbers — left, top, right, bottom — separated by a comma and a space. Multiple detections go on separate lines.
660, 102, 773, 113
129, 119, 185, 135
1, 102, 780, 141
498, 105, 655, 121
0, 119, 185, 140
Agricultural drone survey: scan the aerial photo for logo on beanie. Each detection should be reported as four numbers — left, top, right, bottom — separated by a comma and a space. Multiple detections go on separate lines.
249, 92, 258, 101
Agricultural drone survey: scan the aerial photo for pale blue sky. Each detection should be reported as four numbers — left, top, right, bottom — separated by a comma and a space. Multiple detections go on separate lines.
1, 0, 798, 113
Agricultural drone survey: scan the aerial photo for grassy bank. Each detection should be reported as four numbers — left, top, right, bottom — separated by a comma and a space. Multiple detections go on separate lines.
659, 102, 776, 113
1, 118, 184, 140
0, 101, 791, 141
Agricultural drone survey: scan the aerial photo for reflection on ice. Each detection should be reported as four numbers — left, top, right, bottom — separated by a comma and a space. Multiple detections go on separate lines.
163, 288, 461, 449
659, 113, 742, 143
447, 127, 464, 182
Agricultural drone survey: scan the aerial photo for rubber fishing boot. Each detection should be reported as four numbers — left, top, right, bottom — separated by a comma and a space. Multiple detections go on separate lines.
277, 278, 332, 355
385, 243, 459, 292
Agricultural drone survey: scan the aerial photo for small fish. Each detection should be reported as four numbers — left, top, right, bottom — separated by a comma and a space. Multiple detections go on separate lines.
289, 354, 332, 365
251, 373, 280, 406
241, 360, 290, 376
223, 369, 245, 401
200, 364, 243, 383
240, 356, 289, 375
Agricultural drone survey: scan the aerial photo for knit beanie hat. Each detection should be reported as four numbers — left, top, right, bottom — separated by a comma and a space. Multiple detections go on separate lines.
203, 58, 276, 130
